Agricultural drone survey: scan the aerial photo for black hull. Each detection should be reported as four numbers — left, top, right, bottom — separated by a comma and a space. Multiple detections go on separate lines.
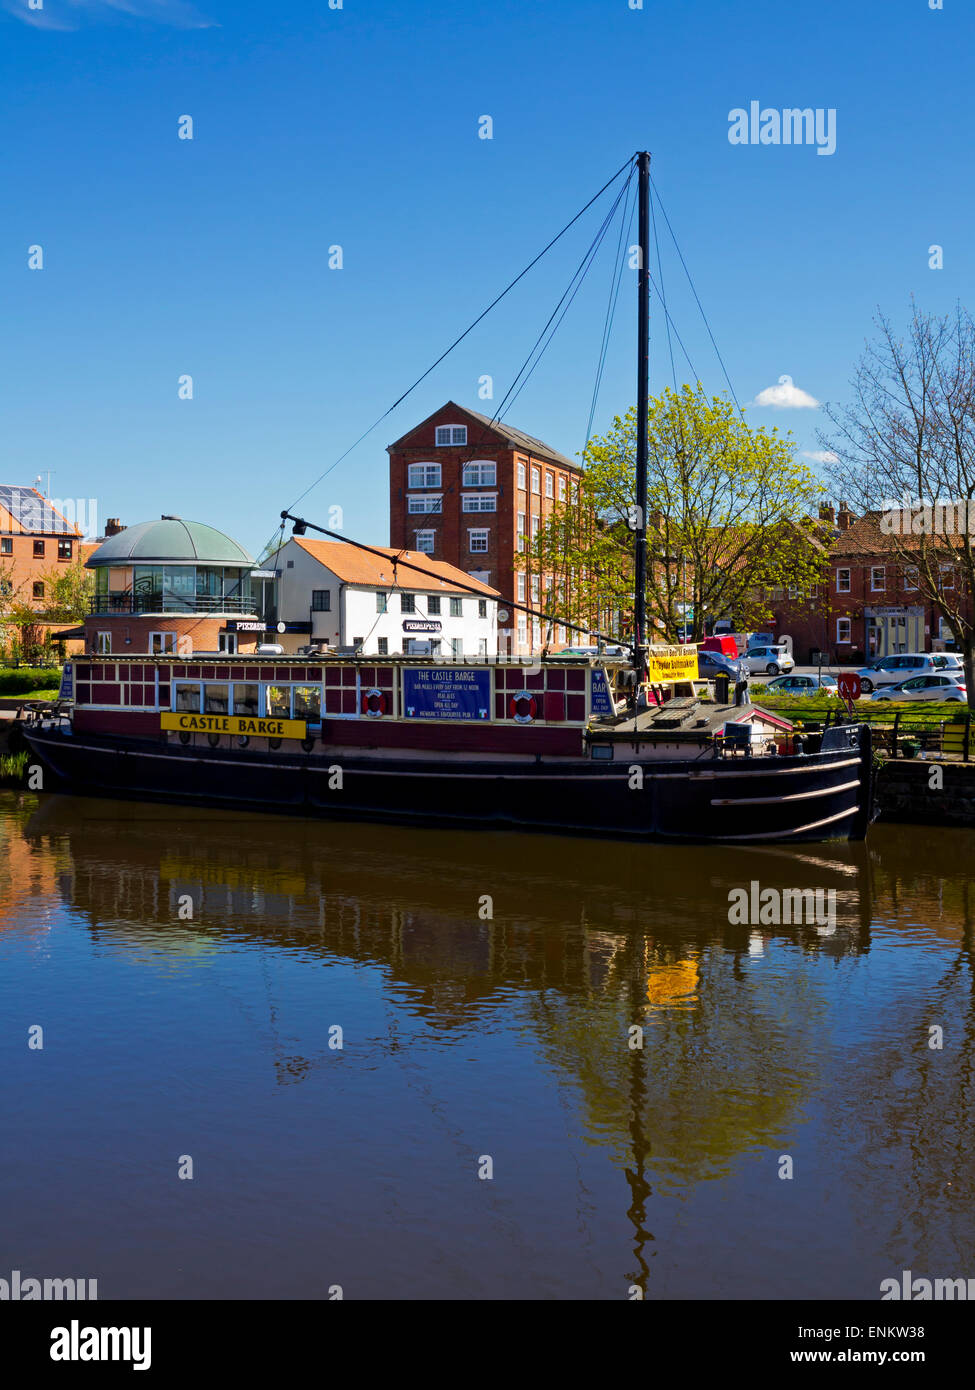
23, 724, 875, 844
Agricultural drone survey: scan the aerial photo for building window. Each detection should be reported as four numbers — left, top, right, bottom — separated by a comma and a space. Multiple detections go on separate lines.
415, 530, 435, 554
558, 477, 568, 502
468, 528, 489, 554
408, 494, 442, 513
58, 539, 73, 560
461, 494, 497, 512
376, 591, 388, 613
149, 632, 177, 654
836, 618, 852, 643
0, 537, 12, 554
32, 581, 45, 599
435, 424, 467, 446
311, 590, 331, 612
545, 472, 554, 498
516, 573, 526, 601
870, 567, 885, 592
96, 631, 112, 654
530, 575, 540, 602
516, 512, 526, 551
836, 568, 851, 593
904, 566, 919, 591
407, 463, 441, 488
401, 593, 416, 613
530, 516, 540, 539
940, 565, 954, 589
531, 466, 541, 494
33, 539, 45, 558
478, 599, 487, 619
449, 596, 463, 617
427, 595, 441, 615
570, 480, 579, 502
452, 638, 463, 658
517, 616, 527, 644
352, 637, 365, 652
377, 637, 388, 656
557, 624, 566, 643
462, 461, 496, 487
218, 632, 238, 654
478, 638, 488, 657
517, 461, 527, 490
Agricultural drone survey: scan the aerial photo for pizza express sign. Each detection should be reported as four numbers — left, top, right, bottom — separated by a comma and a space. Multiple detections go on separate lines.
402, 619, 442, 633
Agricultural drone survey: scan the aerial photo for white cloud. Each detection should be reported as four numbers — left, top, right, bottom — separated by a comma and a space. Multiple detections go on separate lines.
802, 450, 839, 464
3, 0, 215, 29
752, 375, 820, 409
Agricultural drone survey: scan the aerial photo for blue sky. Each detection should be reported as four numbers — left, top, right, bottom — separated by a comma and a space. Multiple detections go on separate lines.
2, 0, 972, 557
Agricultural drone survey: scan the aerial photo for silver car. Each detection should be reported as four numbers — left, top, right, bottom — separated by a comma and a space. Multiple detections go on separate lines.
870, 673, 968, 703
739, 645, 795, 676
764, 673, 838, 695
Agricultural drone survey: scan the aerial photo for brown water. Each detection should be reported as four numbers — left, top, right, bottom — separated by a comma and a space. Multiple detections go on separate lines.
1, 790, 973, 1299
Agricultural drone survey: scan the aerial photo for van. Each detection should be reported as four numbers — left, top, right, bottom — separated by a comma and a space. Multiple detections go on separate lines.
700, 635, 739, 661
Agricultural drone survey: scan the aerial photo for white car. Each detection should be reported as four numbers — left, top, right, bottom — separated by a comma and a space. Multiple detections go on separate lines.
870, 674, 968, 703
739, 645, 795, 676
764, 673, 838, 694
854, 652, 960, 694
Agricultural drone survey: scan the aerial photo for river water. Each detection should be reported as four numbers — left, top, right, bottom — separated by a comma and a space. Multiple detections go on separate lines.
1, 790, 973, 1300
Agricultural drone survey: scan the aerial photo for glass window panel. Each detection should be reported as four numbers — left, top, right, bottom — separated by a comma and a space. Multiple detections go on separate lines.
233, 684, 259, 717
174, 684, 201, 712
293, 686, 322, 721
266, 685, 291, 718
204, 683, 229, 714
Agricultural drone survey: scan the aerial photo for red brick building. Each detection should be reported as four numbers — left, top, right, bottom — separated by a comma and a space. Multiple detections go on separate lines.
388, 402, 581, 654
0, 484, 86, 654
768, 505, 972, 664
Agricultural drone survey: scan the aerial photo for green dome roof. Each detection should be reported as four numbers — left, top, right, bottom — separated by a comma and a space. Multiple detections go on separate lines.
87, 518, 255, 568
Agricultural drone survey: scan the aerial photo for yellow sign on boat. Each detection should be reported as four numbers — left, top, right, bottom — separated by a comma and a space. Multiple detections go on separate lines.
161, 713, 308, 739
646, 647, 698, 683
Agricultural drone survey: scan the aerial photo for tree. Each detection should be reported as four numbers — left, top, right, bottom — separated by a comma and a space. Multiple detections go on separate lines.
40, 559, 94, 623
822, 304, 975, 707
532, 383, 825, 644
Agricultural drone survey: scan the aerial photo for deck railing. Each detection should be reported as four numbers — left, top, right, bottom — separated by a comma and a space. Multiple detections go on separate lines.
89, 592, 258, 616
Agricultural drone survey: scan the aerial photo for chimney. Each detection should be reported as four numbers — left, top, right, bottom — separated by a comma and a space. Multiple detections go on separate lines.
105, 518, 124, 536
819, 503, 836, 525
837, 502, 853, 532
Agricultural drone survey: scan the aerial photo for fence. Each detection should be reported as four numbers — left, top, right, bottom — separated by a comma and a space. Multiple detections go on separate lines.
795, 705, 973, 761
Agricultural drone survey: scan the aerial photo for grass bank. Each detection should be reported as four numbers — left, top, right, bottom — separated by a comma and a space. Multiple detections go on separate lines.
0, 751, 28, 785
0, 668, 62, 695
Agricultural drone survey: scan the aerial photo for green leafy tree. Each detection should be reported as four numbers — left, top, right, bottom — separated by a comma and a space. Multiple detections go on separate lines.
40, 559, 95, 623
532, 384, 826, 644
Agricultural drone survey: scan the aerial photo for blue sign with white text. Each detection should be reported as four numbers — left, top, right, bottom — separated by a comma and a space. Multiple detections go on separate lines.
58, 664, 74, 701
403, 667, 491, 720
590, 668, 614, 716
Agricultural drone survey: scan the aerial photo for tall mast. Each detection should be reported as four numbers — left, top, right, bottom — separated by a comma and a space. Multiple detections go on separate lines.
634, 151, 651, 682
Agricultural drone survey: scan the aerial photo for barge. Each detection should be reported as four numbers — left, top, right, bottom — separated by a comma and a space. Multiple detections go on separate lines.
22, 652, 873, 842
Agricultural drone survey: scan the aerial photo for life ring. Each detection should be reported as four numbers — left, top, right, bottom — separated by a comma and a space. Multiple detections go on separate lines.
509, 691, 537, 724
362, 688, 386, 718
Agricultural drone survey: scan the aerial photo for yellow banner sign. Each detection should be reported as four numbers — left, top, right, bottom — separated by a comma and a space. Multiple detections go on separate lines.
161, 713, 308, 739
647, 648, 699, 683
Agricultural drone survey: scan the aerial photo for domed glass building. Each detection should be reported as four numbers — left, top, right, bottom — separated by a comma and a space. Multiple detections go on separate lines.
86, 517, 270, 655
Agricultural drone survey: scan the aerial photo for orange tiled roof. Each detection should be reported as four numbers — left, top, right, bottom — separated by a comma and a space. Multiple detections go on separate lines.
290, 538, 500, 596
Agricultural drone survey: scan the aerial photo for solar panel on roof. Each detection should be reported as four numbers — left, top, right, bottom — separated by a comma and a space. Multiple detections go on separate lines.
0, 485, 75, 534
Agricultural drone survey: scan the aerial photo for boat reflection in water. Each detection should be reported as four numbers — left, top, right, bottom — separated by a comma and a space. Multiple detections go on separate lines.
6, 794, 975, 1299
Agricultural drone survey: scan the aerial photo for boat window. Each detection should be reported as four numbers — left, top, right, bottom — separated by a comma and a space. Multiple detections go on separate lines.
204, 683, 229, 715
174, 683, 202, 713
293, 686, 322, 722
233, 684, 259, 717
266, 685, 291, 719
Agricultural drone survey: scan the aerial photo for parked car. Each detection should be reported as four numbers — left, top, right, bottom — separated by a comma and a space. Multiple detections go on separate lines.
854, 652, 960, 694
697, 649, 739, 679
764, 673, 838, 695
739, 645, 795, 676
870, 674, 968, 703
551, 644, 627, 659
